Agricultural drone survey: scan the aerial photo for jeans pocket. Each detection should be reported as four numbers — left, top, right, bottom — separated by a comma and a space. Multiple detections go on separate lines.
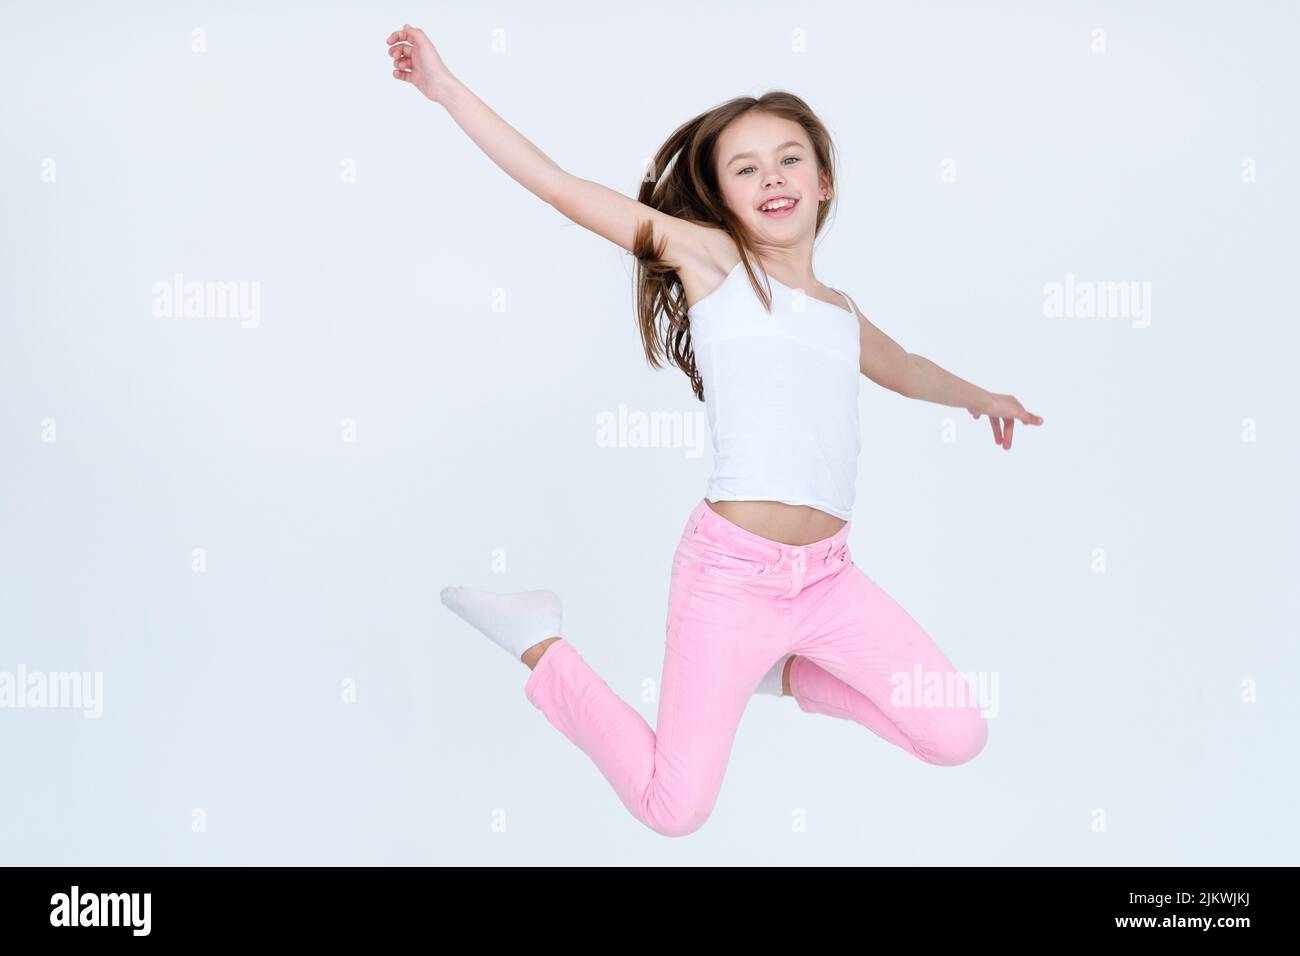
697, 545, 769, 581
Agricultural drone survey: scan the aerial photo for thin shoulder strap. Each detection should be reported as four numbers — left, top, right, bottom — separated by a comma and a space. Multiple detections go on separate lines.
831, 287, 859, 317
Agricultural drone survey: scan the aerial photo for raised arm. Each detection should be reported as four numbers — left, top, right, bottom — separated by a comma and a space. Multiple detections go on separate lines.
839, 292, 1043, 449
387, 24, 711, 271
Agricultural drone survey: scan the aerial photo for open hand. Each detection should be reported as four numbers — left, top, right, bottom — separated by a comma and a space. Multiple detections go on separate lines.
967, 393, 1042, 450
386, 23, 454, 103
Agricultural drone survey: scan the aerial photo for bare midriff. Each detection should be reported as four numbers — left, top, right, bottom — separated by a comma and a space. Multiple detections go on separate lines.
705, 499, 847, 547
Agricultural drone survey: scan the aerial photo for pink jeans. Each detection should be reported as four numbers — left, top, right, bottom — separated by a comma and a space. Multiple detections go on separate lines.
524, 498, 989, 837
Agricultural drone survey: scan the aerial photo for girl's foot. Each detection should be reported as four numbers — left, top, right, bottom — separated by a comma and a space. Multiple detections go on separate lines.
439, 586, 563, 663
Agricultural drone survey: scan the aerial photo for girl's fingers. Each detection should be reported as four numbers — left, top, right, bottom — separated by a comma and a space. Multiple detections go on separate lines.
388, 24, 424, 45
388, 42, 413, 69
1004, 418, 1014, 449
990, 416, 1003, 445
1015, 404, 1042, 425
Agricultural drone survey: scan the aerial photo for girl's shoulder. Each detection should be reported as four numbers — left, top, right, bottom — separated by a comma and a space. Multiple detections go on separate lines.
677, 225, 742, 311
690, 224, 742, 275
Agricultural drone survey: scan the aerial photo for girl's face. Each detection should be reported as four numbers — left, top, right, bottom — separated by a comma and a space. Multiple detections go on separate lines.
714, 112, 828, 242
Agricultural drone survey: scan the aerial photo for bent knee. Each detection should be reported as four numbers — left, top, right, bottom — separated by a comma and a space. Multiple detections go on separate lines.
649, 816, 708, 838
646, 805, 714, 838
642, 795, 716, 838
918, 711, 989, 767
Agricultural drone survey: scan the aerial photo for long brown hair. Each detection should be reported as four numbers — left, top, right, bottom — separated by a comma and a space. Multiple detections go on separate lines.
631, 91, 840, 402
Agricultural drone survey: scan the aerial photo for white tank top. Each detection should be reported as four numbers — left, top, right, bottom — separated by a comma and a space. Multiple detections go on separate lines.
688, 258, 861, 521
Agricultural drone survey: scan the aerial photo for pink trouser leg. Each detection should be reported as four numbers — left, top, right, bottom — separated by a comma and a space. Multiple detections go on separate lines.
524, 625, 780, 837
787, 566, 989, 767
520, 498, 987, 838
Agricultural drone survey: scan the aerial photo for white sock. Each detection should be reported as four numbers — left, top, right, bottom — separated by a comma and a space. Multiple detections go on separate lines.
439, 586, 562, 662
757, 654, 793, 697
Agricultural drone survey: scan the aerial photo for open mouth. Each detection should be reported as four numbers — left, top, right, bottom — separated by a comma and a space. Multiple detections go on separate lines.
759, 197, 798, 218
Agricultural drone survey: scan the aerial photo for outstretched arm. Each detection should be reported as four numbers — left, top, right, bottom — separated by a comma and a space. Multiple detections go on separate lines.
846, 298, 1043, 450
387, 24, 710, 270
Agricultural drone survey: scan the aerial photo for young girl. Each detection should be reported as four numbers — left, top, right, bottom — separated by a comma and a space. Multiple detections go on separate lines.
388, 24, 1043, 838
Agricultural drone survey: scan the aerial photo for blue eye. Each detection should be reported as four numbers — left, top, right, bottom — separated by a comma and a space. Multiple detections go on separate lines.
738, 156, 799, 175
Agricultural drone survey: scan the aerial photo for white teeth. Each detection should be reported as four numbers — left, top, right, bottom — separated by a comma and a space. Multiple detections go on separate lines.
761, 198, 796, 212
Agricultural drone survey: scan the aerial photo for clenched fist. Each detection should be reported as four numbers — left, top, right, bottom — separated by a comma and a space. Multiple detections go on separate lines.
386, 23, 455, 103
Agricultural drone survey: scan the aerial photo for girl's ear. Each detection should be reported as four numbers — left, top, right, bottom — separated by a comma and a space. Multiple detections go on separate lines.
818, 170, 832, 202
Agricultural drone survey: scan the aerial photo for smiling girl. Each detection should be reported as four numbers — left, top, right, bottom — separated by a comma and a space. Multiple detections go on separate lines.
388, 23, 1043, 837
